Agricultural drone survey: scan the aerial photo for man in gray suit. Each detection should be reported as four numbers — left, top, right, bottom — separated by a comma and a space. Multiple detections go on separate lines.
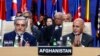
62, 18, 94, 47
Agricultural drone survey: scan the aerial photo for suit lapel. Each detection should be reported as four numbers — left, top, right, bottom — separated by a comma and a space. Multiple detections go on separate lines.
22, 33, 26, 46
10, 31, 16, 41
22, 32, 29, 46
10, 31, 16, 46
81, 33, 86, 46
70, 33, 75, 44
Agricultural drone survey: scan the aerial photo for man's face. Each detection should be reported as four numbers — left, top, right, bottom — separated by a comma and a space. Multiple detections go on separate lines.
16, 13, 22, 16
39, 16, 44, 22
24, 12, 30, 17
15, 20, 27, 35
27, 18, 33, 27
55, 18, 62, 26
73, 21, 84, 35
62, 15, 70, 22
23, 12, 31, 19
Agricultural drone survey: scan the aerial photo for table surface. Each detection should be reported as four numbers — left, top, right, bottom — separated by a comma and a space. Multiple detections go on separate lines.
0, 47, 100, 56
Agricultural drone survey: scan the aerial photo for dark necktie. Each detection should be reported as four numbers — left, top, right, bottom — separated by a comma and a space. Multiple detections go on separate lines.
18, 35, 21, 43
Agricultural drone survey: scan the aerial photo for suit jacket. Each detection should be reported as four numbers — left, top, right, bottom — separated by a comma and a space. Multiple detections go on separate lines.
62, 33, 94, 47
52, 27, 62, 41
40, 25, 55, 45
49, 27, 62, 46
3, 31, 36, 46
31, 26, 44, 46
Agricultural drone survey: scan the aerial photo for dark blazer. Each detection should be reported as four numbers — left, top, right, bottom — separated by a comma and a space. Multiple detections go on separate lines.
62, 33, 94, 47
40, 25, 55, 45
3, 31, 36, 46
52, 27, 62, 41
49, 27, 62, 46
31, 26, 44, 46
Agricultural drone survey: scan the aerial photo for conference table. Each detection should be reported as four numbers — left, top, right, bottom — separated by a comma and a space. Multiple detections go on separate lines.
0, 47, 100, 56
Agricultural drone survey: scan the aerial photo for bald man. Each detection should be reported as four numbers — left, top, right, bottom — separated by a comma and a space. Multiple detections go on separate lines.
62, 18, 94, 47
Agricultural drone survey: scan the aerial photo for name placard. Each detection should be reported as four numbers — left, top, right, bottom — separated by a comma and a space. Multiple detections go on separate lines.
38, 47, 72, 55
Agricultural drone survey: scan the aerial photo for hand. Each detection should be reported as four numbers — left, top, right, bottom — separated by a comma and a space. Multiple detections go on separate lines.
39, 16, 44, 22
96, 30, 99, 38
73, 35, 81, 47
18, 42, 22, 47
25, 41, 30, 47
73, 40, 81, 47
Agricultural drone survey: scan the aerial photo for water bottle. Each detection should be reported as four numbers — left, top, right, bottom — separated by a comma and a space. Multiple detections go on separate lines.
0, 38, 2, 47
53, 38, 57, 46
66, 37, 71, 47
14, 37, 19, 47
57, 37, 62, 46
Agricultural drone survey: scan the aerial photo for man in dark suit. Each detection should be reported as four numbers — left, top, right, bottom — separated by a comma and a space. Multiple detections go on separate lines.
62, 18, 94, 47
51, 13, 72, 46
54, 12, 63, 30
3, 16, 36, 47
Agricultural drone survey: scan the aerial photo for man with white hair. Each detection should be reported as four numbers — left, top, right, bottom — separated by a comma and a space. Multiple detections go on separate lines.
62, 13, 72, 22
62, 18, 94, 47
50, 12, 63, 45
54, 12, 63, 30
3, 16, 36, 47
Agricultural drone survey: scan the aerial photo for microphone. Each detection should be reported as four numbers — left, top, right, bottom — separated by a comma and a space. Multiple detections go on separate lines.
57, 37, 63, 46
66, 36, 72, 47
